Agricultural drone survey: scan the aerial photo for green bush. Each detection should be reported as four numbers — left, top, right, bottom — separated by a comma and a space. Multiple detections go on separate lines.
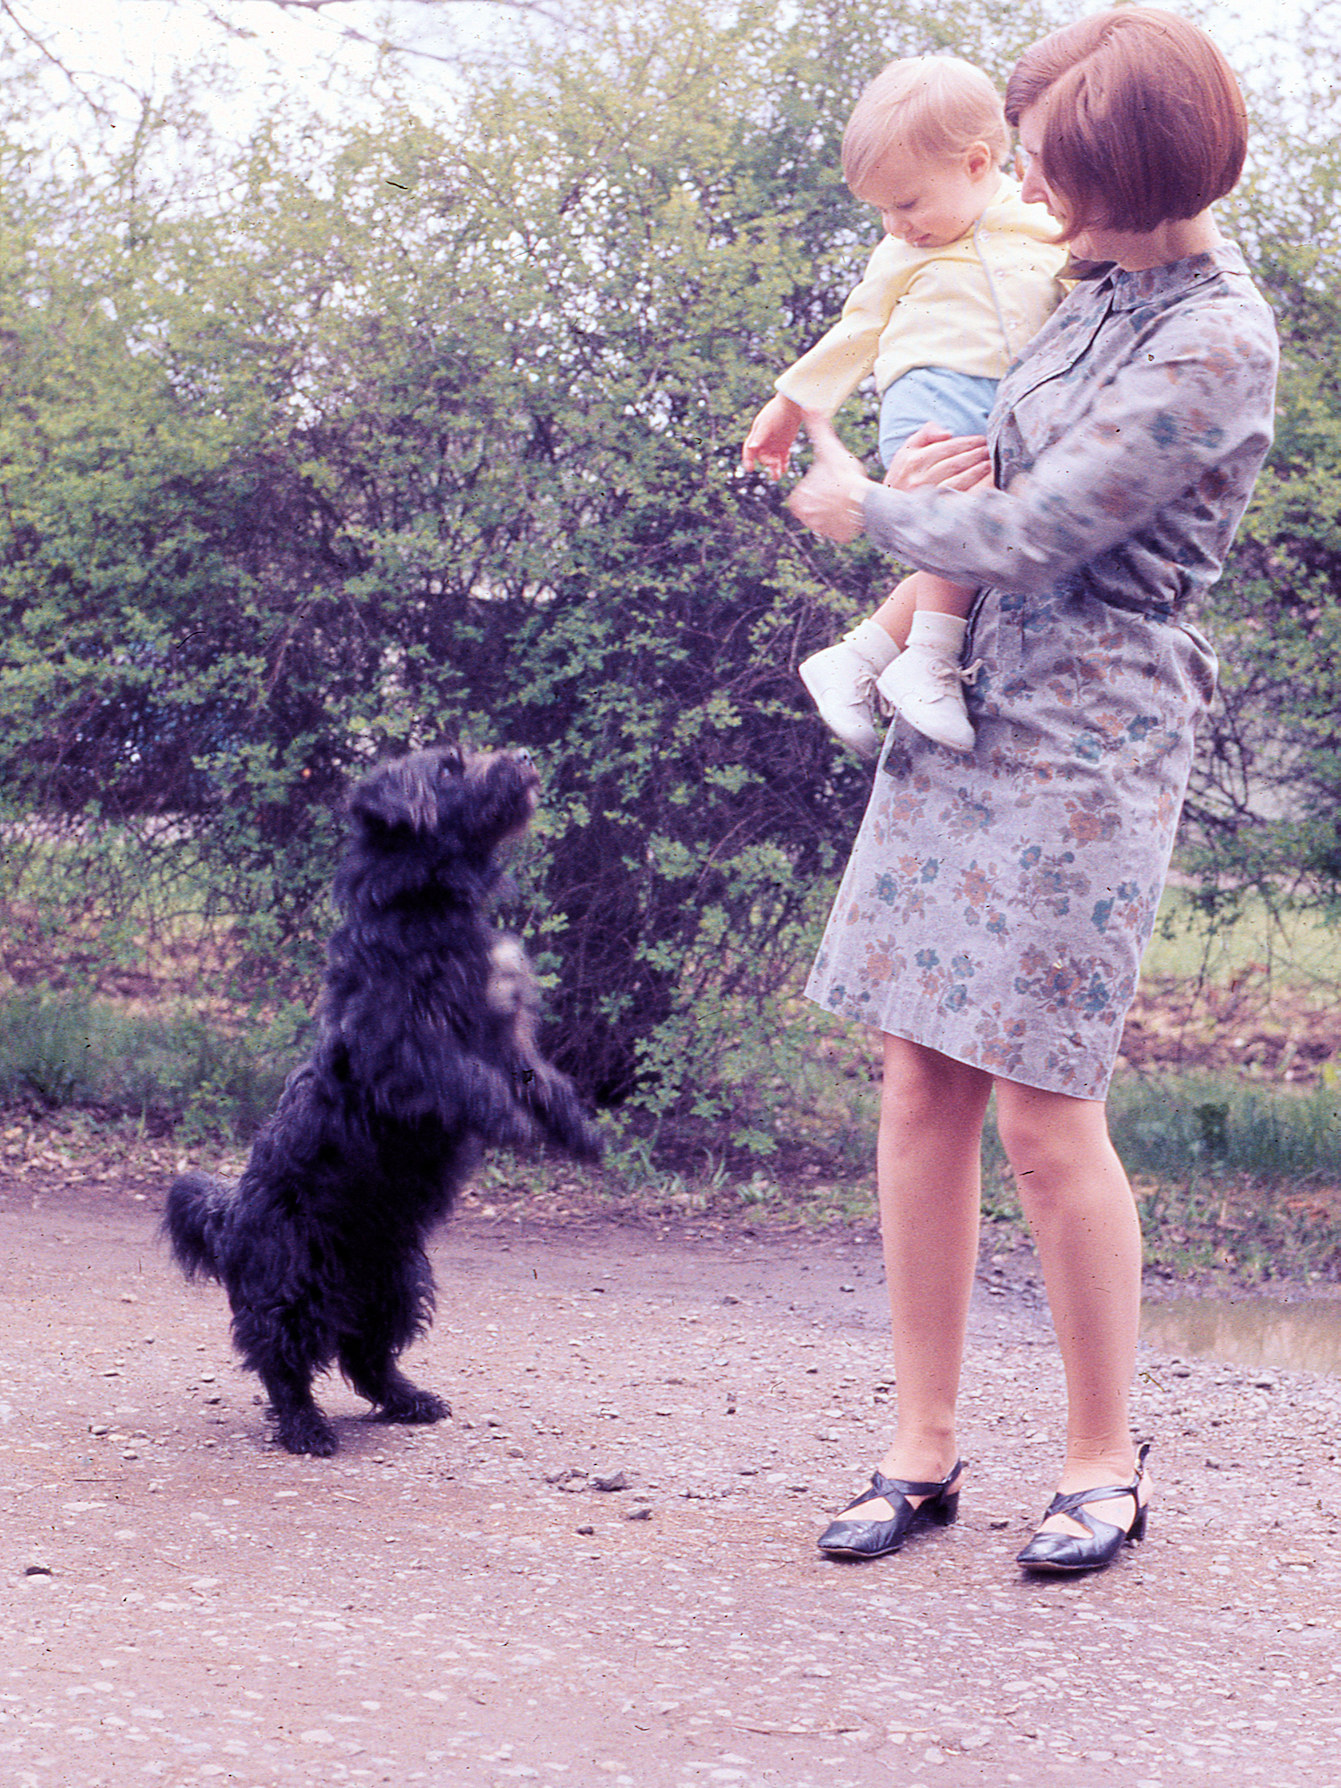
0, 0, 1058, 1145
0, 0, 1337, 1160
1183, 7, 1341, 921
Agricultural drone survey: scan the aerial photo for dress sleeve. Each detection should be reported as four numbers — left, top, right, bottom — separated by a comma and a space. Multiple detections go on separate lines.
775, 237, 920, 416
860, 301, 1277, 593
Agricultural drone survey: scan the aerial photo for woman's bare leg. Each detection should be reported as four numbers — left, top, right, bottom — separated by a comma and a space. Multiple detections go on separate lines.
993, 1080, 1148, 1535
838, 1036, 991, 1520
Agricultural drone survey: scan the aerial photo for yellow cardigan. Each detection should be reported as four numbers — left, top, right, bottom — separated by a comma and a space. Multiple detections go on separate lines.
775, 175, 1068, 414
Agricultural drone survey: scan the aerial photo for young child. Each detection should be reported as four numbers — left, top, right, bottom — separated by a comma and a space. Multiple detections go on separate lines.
743, 56, 1068, 757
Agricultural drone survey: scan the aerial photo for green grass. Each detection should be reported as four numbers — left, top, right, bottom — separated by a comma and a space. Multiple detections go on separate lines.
1132, 1171, 1341, 1285
3, 981, 1337, 1184
1108, 1069, 1341, 1181
1143, 886, 1339, 988
3, 934, 1340, 1282
982, 1073, 1341, 1285
0, 985, 304, 1141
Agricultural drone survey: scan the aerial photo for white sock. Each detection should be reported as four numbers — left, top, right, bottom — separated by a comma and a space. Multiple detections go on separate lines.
906, 611, 968, 658
844, 617, 900, 673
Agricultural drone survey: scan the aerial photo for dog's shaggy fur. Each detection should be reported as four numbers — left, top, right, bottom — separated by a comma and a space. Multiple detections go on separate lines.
164, 745, 602, 1456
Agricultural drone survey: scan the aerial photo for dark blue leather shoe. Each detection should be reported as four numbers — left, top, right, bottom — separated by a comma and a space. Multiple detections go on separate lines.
817, 1460, 963, 1560
1016, 1443, 1151, 1575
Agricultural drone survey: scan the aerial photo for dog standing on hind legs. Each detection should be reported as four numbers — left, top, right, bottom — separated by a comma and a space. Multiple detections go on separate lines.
164, 744, 603, 1457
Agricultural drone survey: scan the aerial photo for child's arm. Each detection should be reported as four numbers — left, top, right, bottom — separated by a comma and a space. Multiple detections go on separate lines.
742, 393, 802, 479
743, 237, 917, 480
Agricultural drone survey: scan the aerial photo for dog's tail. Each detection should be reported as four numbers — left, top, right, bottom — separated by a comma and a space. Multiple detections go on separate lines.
162, 1170, 233, 1281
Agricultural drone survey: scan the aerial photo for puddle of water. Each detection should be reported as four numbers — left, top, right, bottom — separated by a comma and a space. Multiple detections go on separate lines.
1141, 1297, 1341, 1377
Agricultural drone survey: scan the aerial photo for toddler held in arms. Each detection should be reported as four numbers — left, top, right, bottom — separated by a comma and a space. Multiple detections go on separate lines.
743, 56, 1067, 756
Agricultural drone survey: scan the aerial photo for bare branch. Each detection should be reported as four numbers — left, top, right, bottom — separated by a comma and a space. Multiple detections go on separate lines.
0, 0, 132, 117
0, 0, 569, 107
222, 0, 563, 12
0, 0, 61, 68
194, 0, 571, 65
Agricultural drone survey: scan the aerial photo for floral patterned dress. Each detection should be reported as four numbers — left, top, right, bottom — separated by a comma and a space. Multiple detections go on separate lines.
805, 245, 1279, 1098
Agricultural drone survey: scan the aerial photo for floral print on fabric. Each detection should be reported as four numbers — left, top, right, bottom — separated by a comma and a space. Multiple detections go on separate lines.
806, 247, 1279, 1098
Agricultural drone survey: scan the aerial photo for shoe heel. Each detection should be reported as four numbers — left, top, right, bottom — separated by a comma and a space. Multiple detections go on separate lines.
1127, 1503, 1149, 1545
929, 1490, 959, 1527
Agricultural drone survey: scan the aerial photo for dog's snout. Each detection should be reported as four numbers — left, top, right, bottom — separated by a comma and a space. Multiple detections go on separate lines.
514, 748, 535, 769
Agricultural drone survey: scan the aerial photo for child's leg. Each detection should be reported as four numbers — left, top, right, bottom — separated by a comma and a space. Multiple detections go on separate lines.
798, 617, 898, 762
877, 572, 979, 754
906, 572, 975, 620
903, 570, 976, 660
799, 572, 977, 760
800, 369, 993, 761
871, 570, 971, 646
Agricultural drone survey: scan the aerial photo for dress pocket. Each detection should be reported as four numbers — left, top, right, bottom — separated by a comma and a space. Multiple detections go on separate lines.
966, 586, 1023, 715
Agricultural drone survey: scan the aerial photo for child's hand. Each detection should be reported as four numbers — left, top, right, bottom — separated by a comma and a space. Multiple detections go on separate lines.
785, 413, 871, 543
883, 421, 991, 492
742, 393, 803, 479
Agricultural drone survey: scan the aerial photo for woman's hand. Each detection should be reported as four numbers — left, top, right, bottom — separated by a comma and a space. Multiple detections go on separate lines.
883, 421, 992, 492
742, 393, 803, 480
785, 414, 873, 542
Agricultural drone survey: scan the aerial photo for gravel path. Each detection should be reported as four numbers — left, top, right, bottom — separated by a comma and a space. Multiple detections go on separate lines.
3, 1165, 1340, 1787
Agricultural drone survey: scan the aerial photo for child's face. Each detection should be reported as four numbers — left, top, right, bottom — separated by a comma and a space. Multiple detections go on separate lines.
852, 141, 996, 250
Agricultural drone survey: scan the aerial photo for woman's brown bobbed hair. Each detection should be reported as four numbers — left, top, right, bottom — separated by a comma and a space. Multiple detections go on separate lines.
1004, 7, 1247, 238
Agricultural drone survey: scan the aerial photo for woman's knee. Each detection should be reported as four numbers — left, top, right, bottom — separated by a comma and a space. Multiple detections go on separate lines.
994, 1080, 1113, 1192
881, 1035, 991, 1126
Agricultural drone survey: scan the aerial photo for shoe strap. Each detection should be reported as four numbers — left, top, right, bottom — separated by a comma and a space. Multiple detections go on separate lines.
868, 1459, 963, 1501
1040, 1443, 1150, 1520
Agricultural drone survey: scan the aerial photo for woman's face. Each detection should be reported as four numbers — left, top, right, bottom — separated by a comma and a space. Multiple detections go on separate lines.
1016, 101, 1112, 263
1014, 103, 1073, 230
1017, 95, 1225, 272
1015, 98, 1219, 271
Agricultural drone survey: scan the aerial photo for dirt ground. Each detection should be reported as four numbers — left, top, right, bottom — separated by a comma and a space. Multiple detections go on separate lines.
3, 1141, 1341, 1788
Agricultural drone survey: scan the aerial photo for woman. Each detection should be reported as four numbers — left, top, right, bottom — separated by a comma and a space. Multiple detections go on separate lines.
786, 9, 1277, 1573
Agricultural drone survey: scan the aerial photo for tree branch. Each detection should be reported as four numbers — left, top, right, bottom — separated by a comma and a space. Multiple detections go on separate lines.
0, 0, 133, 117
195, 0, 571, 65
0, 0, 570, 104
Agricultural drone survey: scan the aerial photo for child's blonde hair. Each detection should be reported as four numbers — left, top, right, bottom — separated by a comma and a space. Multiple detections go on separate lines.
842, 57, 1010, 190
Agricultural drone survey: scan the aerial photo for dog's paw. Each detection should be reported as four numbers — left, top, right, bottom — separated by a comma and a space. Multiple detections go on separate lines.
543, 1108, 604, 1162
570, 1118, 605, 1163
378, 1388, 451, 1426
276, 1410, 340, 1456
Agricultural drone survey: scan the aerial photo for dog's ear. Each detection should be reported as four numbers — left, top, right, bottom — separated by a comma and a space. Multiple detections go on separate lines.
351, 749, 462, 835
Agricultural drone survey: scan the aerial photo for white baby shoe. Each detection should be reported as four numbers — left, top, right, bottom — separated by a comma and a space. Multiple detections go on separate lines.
876, 646, 976, 753
798, 619, 898, 761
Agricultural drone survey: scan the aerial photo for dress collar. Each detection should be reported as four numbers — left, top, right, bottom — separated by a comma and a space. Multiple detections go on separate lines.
1092, 242, 1250, 311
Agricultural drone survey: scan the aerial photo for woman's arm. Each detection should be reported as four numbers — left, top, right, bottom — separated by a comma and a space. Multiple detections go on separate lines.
786, 420, 991, 539
792, 306, 1277, 592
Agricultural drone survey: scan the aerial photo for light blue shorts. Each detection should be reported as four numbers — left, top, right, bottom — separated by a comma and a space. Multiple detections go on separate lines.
878, 367, 998, 468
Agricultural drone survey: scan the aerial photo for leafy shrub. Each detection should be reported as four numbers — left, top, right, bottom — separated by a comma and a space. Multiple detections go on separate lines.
1, 0, 1337, 1159
0, 987, 301, 1135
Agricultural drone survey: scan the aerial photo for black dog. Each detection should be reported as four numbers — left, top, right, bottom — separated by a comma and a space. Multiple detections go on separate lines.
164, 745, 602, 1456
